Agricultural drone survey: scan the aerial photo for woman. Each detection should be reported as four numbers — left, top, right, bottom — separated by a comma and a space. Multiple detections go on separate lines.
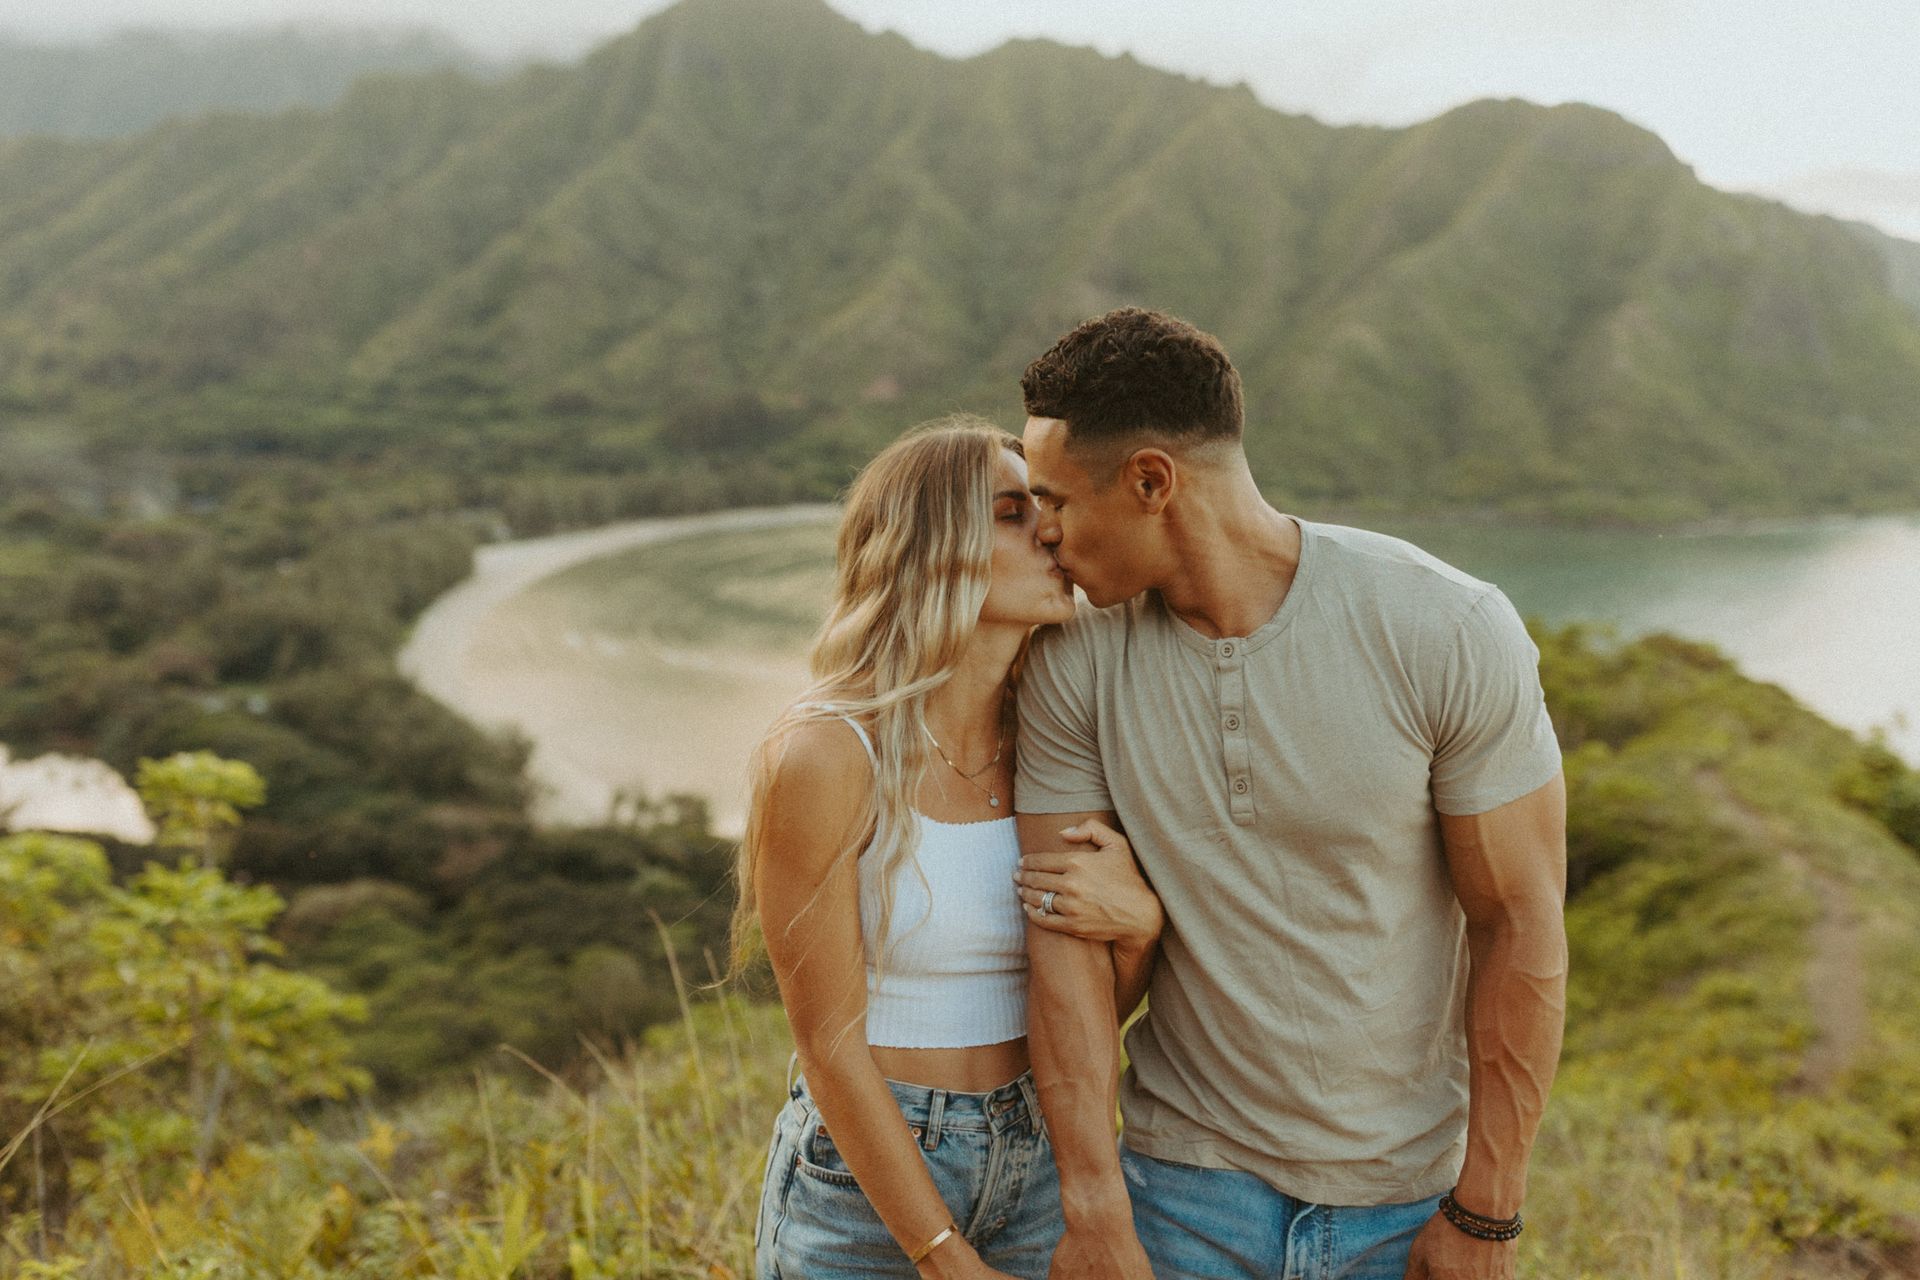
733, 416, 1163, 1279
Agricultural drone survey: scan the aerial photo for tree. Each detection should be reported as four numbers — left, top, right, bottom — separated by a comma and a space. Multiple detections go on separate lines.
0, 752, 369, 1244
133, 749, 265, 867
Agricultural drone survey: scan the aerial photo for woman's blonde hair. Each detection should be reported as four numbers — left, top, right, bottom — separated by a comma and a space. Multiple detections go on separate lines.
729, 414, 1024, 1009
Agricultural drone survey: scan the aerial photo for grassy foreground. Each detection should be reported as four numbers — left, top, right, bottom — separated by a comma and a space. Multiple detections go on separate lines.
5, 989, 1909, 1279
7, 624, 1920, 1278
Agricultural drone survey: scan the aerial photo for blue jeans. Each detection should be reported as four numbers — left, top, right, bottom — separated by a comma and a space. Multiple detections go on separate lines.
754, 1059, 1063, 1279
1121, 1141, 1444, 1280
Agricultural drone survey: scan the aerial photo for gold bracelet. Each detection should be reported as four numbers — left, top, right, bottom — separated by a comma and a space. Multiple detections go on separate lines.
907, 1222, 958, 1263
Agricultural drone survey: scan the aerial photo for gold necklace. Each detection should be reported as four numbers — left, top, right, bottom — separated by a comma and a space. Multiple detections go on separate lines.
920, 700, 1010, 808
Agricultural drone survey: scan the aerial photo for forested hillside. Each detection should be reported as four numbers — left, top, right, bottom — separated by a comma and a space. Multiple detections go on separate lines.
0, 26, 486, 138
2, 0, 1918, 519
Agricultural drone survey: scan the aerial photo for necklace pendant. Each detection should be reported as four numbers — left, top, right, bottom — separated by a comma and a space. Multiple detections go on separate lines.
990, 795, 1000, 807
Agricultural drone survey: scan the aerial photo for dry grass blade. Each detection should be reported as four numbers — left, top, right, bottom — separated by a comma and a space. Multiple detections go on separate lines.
0, 1038, 184, 1177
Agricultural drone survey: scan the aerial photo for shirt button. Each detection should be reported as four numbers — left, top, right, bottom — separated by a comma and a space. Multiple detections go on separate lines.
1220, 642, 1235, 657
1233, 778, 1249, 794
1224, 715, 1240, 731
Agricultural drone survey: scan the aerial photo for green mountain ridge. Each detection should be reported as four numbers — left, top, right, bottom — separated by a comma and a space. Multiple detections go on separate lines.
3, 0, 1919, 519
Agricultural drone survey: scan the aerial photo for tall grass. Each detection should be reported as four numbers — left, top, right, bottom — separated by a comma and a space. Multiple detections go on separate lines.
10, 949, 1910, 1279
0, 945, 790, 1280
13, 989, 1920, 1276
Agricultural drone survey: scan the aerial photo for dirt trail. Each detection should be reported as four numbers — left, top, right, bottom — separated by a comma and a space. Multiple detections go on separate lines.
1695, 769, 1868, 1091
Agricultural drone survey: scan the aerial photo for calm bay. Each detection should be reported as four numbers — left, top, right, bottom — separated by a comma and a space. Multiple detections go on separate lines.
403, 510, 1920, 834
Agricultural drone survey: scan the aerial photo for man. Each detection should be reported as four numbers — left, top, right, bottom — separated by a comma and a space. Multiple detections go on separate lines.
1008, 307, 1568, 1280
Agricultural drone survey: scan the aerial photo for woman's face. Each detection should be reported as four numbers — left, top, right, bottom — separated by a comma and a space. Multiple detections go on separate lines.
977, 448, 1076, 629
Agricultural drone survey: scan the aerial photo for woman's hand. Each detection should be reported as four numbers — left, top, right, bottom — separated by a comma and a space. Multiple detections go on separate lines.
1013, 818, 1163, 950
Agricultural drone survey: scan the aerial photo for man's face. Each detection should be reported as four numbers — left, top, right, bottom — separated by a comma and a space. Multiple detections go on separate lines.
1021, 415, 1160, 608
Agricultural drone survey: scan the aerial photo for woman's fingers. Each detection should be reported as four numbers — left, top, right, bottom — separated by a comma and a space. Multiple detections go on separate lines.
1021, 899, 1078, 932
1017, 885, 1069, 914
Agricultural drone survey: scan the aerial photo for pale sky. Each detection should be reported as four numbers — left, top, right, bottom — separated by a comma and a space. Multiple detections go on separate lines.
6, 0, 1918, 238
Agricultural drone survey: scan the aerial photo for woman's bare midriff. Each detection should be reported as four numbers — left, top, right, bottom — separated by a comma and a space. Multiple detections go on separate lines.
869, 1035, 1031, 1093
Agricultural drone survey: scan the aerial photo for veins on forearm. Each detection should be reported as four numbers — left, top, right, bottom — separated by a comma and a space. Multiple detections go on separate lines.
1459, 919, 1566, 1208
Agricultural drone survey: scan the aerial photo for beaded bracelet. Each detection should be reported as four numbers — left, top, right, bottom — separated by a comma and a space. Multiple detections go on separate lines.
1438, 1189, 1524, 1242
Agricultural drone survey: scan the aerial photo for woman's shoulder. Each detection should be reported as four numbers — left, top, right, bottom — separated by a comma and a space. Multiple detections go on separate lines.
770, 714, 874, 774
759, 714, 876, 837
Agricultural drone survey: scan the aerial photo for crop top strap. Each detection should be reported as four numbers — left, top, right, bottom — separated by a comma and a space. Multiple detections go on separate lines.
794, 701, 878, 770
837, 716, 878, 768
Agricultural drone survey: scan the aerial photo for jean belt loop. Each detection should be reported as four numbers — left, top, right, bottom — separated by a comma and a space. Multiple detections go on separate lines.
923, 1087, 947, 1151
1016, 1072, 1042, 1136
786, 1050, 801, 1099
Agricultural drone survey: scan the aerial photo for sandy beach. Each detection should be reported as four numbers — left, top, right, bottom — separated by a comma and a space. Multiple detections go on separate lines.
395, 503, 838, 834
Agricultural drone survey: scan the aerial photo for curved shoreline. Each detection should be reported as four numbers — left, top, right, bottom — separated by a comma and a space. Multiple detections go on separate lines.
397, 504, 1920, 835
395, 503, 838, 832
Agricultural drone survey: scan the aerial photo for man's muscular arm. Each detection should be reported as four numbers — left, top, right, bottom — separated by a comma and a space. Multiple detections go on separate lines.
1014, 817, 1163, 1020
1405, 772, 1568, 1280
1018, 808, 1154, 1280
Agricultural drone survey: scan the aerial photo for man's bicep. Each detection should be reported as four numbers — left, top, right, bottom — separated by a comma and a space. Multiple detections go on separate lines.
1438, 771, 1568, 927
1015, 809, 1120, 856
1429, 590, 1561, 817
1014, 623, 1111, 814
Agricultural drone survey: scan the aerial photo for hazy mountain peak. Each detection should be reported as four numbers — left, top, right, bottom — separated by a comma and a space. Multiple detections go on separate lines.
0, 3, 1916, 521
0, 23, 490, 138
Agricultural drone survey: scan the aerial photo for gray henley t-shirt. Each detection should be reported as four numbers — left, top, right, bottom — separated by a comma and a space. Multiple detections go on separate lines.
1014, 517, 1563, 1205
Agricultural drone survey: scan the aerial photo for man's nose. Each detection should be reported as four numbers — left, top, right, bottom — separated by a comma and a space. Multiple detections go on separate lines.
1035, 507, 1061, 547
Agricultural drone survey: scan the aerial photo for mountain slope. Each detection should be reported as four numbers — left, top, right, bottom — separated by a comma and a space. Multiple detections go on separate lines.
1851, 220, 1920, 319
2, 0, 1918, 519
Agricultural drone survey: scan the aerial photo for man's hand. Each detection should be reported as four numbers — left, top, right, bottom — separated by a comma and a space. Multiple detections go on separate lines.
1403, 1213, 1516, 1280
1048, 1220, 1155, 1280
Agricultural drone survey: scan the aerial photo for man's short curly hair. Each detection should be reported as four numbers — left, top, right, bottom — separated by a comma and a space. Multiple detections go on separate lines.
1020, 308, 1243, 455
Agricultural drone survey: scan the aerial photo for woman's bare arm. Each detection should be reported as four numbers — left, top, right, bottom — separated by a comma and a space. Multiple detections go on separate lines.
758, 721, 1007, 1279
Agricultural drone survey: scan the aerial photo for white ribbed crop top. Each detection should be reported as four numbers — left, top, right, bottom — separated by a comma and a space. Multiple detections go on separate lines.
829, 714, 1028, 1049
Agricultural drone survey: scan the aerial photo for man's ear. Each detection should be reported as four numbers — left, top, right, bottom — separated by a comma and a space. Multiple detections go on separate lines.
1126, 449, 1176, 515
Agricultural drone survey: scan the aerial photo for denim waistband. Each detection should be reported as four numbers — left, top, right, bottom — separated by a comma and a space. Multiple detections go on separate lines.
786, 1052, 1043, 1146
